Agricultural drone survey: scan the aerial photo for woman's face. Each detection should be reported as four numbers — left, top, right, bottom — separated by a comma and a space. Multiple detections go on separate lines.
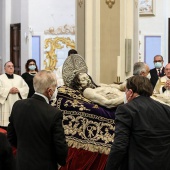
78, 73, 91, 88
28, 61, 36, 71
28, 61, 35, 67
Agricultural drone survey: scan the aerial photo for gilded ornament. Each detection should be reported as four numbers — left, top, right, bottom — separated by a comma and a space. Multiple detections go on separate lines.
105, 0, 115, 8
78, 0, 83, 8
44, 37, 75, 71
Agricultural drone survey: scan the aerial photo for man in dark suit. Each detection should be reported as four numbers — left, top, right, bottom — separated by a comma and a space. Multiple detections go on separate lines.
7, 70, 68, 170
150, 55, 165, 88
105, 75, 170, 170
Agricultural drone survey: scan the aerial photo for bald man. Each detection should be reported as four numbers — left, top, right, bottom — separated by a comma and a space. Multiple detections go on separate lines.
154, 63, 170, 94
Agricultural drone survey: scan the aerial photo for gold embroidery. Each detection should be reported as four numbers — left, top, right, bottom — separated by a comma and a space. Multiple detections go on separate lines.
58, 86, 92, 103
92, 104, 99, 109
62, 111, 115, 155
64, 99, 90, 111
56, 86, 115, 154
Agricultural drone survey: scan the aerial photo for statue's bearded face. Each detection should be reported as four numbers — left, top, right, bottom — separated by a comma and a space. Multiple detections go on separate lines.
78, 73, 91, 88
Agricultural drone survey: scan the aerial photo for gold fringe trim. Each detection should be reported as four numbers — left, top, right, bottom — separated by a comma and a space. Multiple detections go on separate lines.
66, 139, 111, 155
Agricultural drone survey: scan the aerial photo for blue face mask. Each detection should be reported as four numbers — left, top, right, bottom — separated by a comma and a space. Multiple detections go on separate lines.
28, 65, 36, 71
154, 62, 162, 69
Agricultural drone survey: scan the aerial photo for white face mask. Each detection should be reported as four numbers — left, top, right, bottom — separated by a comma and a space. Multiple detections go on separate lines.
154, 62, 162, 69
28, 65, 36, 71
146, 73, 151, 79
124, 92, 127, 104
50, 88, 58, 101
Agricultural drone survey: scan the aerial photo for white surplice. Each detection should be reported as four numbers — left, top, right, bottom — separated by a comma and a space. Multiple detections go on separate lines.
55, 65, 64, 87
0, 74, 29, 126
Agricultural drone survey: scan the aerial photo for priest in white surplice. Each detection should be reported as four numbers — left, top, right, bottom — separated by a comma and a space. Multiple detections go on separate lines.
0, 61, 29, 129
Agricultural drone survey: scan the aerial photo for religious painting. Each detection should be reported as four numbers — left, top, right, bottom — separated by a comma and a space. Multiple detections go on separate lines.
139, 0, 155, 16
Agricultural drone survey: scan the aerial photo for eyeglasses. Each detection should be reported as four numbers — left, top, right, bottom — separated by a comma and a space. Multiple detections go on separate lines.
154, 60, 162, 62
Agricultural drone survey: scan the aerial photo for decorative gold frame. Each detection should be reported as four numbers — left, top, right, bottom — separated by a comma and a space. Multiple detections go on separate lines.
44, 37, 75, 71
139, 0, 155, 16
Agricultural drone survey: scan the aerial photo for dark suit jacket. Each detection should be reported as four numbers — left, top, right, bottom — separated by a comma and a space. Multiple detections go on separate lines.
105, 96, 170, 170
150, 67, 165, 88
7, 94, 68, 170
0, 132, 16, 170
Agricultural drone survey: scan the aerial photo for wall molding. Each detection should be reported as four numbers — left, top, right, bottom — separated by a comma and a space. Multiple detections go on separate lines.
44, 25, 75, 35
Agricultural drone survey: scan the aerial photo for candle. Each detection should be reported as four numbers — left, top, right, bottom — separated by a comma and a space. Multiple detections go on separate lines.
117, 56, 121, 77
117, 76, 120, 83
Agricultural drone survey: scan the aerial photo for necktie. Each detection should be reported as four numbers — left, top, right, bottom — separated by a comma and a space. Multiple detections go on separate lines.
158, 69, 160, 77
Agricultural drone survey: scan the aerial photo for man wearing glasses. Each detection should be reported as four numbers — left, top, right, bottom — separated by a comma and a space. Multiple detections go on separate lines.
150, 55, 165, 88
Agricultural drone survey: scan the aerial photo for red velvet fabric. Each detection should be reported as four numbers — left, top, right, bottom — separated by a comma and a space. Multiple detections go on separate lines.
0, 128, 7, 134
60, 147, 108, 170
0, 128, 17, 156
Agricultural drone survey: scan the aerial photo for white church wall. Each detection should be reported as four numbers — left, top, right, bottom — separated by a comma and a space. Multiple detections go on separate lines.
21, 0, 29, 74
0, 0, 11, 72
22, 0, 76, 73
0, 0, 75, 74
85, 0, 100, 83
120, 0, 138, 81
29, 0, 75, 32
139, 0, 170, 68
0, 0, 21, 72
85, 0, 136, 83
11, 0, 21, 23
164, 0, 170, 64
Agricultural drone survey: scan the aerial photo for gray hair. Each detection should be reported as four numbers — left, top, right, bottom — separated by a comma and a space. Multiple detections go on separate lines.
4, 61, 13, 67
154, 55, 163, 61
133, 62, 146, 75
33, 70, 57, 94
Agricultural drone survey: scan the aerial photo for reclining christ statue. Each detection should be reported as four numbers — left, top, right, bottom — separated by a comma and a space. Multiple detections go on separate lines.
70, 72, 124, 108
